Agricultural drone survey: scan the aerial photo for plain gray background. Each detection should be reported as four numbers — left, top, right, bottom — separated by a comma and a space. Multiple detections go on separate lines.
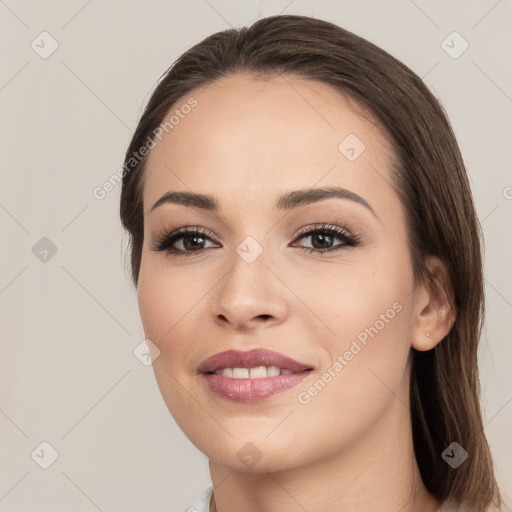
1, 1, 511, 510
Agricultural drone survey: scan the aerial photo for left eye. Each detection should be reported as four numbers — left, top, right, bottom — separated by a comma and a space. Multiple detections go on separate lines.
152, 223, 360, 257
291, 224, 360, 254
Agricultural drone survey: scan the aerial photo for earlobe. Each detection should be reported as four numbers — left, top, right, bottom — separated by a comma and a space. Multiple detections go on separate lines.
411, 255, 457, 352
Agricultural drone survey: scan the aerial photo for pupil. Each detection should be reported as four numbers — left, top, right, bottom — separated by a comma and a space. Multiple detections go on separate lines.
184, 235, 204, 251
312, 233, 333, 249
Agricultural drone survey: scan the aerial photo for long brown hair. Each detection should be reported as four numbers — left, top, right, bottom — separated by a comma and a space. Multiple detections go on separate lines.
120, 14, 502, 511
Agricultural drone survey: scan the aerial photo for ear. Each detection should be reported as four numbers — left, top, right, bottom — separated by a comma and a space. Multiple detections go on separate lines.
411, 255, 457, 351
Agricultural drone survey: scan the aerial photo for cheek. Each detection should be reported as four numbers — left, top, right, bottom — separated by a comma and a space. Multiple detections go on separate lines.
137, 259, 205, 340
290, 246, 414, 345
291, 246, 415, 401
301, 250, 414, 405
136, 258, 221, 382
136, 262, 207, 426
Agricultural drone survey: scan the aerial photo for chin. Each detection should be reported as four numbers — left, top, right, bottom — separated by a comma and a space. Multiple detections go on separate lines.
198, 434, 311, 474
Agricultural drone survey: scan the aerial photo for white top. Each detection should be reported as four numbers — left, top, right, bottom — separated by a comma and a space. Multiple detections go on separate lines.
182, 486, 455, 511
182, 485, 214, 512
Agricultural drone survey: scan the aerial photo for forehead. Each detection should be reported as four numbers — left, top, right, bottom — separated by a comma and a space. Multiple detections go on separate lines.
142, 73, 396, 216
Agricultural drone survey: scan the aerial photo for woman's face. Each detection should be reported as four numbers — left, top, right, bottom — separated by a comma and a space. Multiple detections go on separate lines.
137, 73, 420, 472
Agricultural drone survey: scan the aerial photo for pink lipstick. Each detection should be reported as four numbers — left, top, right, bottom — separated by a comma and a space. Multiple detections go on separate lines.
197, 349, 313, 403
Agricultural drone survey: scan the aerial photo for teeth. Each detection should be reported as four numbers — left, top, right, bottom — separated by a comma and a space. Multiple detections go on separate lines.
232, 368, 249, 378
267, 366, 280, 377
249, 366, 267, 378
213, 366, 292, 379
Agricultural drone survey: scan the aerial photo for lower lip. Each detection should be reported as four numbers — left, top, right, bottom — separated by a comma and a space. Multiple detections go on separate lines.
200, 371, 312, 403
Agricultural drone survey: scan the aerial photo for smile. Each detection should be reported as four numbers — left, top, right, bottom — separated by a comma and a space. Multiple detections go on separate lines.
212, 366, 295, 378
198, 349, 314, 402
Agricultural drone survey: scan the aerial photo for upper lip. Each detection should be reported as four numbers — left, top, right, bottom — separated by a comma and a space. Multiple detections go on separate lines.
198, 349, 313, 374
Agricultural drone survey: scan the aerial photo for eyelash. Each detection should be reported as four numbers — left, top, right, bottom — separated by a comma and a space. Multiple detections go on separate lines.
151, 223, 361, 258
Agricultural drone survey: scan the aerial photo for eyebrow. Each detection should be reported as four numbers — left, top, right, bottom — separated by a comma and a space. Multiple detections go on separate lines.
149, 186, 377, 217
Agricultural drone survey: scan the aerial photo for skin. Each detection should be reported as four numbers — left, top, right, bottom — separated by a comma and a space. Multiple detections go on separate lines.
137, 73, 455, 512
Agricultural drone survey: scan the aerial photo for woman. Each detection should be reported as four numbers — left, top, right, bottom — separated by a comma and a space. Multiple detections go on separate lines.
120, 14, 503, 512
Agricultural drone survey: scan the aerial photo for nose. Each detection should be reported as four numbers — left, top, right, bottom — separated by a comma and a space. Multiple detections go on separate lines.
210, 247, 289, 332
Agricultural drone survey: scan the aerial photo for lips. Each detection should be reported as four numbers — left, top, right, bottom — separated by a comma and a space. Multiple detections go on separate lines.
197, 349, 314, 403
197, 349, 313, 375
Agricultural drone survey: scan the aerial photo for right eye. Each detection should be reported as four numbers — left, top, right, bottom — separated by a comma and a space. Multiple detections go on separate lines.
151, 226, 220, 257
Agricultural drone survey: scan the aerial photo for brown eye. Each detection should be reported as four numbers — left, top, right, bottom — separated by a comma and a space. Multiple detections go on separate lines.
152, 227, 219, 256
291, 224, 360, 255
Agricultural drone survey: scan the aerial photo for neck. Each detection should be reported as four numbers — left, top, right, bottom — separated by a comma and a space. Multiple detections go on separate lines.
208, 397, 441, 512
